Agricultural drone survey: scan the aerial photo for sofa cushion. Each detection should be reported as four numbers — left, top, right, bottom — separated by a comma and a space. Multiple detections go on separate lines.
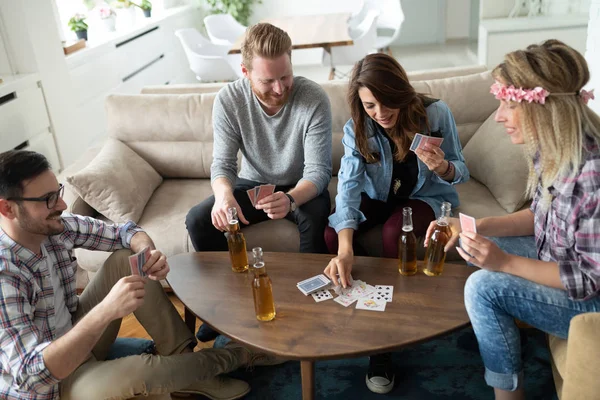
106, 93, 217, 178
66, 139, 162, 223
462, 111, 529, 213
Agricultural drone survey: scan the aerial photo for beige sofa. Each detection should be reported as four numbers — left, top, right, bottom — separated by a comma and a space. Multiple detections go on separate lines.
60, 65, 534, 289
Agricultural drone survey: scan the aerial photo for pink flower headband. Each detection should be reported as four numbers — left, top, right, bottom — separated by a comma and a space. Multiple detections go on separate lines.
490, 81, 595, 105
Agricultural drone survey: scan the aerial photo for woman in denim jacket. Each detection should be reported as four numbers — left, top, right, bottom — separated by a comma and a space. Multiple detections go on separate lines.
322, 53, 469, 394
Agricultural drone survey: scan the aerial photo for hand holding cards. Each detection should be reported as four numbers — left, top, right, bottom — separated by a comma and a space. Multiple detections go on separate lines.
247, 184, 276, 207
410, 133, 444, 152
129, 246, 152, 277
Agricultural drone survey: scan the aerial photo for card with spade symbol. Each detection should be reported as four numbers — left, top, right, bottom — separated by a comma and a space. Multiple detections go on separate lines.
311, 289, 333, 302
369, 285, 393, 302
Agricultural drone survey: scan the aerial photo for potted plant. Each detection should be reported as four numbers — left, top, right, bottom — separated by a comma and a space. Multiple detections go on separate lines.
68, 13, 89, 41
205, 0, 261, 26
138, 0, 152, 18
98, 5, 117, 32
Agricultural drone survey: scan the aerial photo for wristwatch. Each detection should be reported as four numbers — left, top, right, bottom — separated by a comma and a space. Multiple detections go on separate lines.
285, 193, 297, 213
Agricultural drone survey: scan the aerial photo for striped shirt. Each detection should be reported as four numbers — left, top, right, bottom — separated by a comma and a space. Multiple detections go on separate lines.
0, 214, 142, 400
532, 135, 600, 300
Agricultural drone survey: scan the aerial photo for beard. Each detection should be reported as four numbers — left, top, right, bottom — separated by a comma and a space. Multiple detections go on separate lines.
16, 205, 65, 237
250, 79, 292, 109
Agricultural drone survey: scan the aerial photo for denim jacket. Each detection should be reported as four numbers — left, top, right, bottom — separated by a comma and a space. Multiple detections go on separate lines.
328, 100, 469, 233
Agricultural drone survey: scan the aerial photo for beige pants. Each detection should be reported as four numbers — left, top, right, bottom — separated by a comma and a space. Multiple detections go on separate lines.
60, 250, 244, 400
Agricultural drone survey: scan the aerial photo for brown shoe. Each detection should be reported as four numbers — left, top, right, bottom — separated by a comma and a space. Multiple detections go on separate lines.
173, 375, 250, 400
224, 342, 287, 368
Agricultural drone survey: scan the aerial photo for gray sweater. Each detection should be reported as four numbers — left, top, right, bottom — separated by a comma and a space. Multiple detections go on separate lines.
211, 76, 332, 194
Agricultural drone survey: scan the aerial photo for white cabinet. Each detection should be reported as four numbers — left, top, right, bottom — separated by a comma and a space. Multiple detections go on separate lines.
0, 73, 61, 169
63, 6, 201, 164
478, 14, 589, 68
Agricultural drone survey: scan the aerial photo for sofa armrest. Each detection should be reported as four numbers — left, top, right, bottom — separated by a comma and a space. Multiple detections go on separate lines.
561, 312, 600, 400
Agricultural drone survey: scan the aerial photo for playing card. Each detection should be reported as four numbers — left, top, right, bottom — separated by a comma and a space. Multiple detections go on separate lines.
247, 188, 257, 207
128, 254, 139, 276
334, 295, 357, 307
297, 274, 331, 296
356, 297, 386, 311
369, 285, 393, 302
256, 184, 275, 203
311, 289, 333, 302
409, 133, 423, 152
422, 136, 444, 148
459, 213, 477, 233
130, 246, 151, 277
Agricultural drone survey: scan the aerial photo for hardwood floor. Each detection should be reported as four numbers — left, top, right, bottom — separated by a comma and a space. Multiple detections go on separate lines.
117, 293, 214, 351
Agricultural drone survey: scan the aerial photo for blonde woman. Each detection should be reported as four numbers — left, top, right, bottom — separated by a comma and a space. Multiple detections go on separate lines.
425, 40, 600, 399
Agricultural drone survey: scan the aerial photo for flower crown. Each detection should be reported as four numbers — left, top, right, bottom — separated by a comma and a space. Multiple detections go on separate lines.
490, 81, 595, 105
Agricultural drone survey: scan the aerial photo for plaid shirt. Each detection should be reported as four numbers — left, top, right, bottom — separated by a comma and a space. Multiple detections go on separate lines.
0, 213, 142, 400
532, 135, 600, 300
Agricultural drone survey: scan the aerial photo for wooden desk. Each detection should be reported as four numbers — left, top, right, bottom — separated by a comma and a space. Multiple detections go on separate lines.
167, 252, 473, 400
228, 13, 353, 54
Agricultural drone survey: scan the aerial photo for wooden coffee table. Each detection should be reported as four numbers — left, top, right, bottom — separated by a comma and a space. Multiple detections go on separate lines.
167, 252, 473, 400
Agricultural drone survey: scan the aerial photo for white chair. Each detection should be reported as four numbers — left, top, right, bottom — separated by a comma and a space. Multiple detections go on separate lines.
323, 9, 378, 80
175, 28, 243, 82
368, 0, 404, 55
203, 13, 247, 46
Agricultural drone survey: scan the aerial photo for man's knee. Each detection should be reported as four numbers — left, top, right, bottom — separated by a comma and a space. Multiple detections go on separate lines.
104, 249, 135, 274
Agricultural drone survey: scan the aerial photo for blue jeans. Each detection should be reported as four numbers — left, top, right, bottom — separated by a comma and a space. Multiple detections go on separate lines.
464, 236, 600, 391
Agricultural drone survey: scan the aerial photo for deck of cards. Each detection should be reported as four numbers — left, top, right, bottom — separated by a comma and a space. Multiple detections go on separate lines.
247, 184, 276, 207
297, 274, 332, 296
410, 133, 444, 152
129, 246, 151, 278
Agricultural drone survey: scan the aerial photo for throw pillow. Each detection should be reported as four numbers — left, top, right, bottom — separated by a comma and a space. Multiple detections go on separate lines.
66, 139, 162, 223
462, 111, 530, 213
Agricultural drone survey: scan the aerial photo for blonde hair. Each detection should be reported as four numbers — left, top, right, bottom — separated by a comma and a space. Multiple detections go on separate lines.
493, 39, 600, 206
241, 23, 292, 70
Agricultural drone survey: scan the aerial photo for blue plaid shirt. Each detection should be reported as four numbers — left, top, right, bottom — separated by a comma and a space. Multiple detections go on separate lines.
0, 214, 142, 399
531, 135, 600, 300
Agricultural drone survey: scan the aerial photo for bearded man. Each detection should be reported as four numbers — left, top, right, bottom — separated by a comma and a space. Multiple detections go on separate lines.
186, 23, 333, 258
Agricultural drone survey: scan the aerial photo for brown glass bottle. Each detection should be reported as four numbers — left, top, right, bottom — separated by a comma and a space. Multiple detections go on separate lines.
226, 207, 249, 273
424, 202, 452, 276
398, 207, 418, 276
251, 247, 276, 321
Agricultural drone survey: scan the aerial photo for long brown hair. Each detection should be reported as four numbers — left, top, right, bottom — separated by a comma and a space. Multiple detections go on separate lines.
348, 53, 430, 163
493, 40, 600, 205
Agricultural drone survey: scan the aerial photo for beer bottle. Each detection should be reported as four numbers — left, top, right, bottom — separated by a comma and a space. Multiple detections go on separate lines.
251, 247, 276, 321
398, 207, 418, 276
226, 207, 249, 273
424, 202, 452, 276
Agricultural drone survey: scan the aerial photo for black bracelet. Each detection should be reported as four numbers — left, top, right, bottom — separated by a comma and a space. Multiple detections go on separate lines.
438, 161, 454, 179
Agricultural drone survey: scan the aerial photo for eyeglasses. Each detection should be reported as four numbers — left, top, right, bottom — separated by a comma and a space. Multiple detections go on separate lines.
8, 184, 65, 209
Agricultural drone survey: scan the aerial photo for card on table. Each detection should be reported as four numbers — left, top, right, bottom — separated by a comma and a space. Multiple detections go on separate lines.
356, 297, 387, 311
459, 213, 477, 233
311, 289, 333, 302
297, 274, 331, 296
369, 285, 393, 302
334, 295, 358, 307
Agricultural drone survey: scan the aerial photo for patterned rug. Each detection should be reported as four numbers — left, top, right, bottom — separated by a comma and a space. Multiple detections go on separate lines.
218, 327, 557, 399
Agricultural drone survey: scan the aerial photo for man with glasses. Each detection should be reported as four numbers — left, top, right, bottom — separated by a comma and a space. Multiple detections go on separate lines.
0, 150, 278, 400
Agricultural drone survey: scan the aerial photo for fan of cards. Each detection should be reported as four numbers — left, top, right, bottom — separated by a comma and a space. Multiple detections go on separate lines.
297, 274, 393, 312
129, 246, 151, 278
409, 133, 444, 152
247, 184, 276, 207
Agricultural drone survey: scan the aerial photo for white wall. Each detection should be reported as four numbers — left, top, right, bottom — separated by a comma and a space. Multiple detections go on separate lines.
480, 0, 520, 19
584, 0, 599, 115
446, 0, 471, 39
